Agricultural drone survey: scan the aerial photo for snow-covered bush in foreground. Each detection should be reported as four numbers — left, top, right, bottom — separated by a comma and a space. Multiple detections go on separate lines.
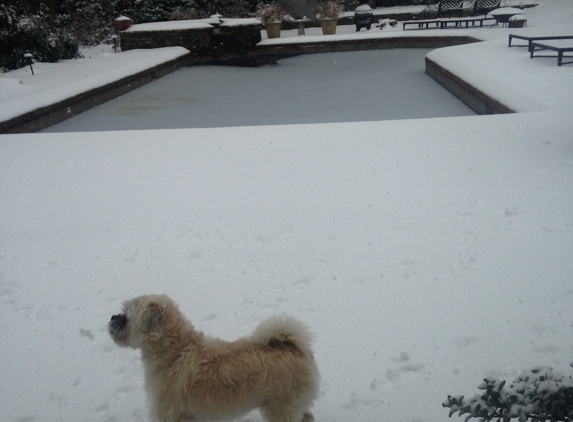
444, 366, 573, 422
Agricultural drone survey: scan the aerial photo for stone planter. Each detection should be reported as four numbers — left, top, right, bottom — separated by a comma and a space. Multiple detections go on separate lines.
115, 16, 132, 31
321, 19, 337, 35
508, 16, 527, 28
265, 22, 281, 39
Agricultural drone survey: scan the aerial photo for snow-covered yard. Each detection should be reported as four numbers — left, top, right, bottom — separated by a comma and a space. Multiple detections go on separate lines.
1, 1, 572, 422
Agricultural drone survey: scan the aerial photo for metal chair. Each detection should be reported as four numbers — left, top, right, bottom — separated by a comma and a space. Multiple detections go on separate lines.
472, 0, 501, 16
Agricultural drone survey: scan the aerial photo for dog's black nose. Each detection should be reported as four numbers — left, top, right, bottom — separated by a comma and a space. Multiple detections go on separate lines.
110, 314, 127, 330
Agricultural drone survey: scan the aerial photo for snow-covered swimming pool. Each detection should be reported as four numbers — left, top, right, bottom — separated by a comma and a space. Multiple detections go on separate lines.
43, 48, 475, 132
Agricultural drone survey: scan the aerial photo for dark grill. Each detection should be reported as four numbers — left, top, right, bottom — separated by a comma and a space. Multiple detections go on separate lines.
354, 4, 373, 31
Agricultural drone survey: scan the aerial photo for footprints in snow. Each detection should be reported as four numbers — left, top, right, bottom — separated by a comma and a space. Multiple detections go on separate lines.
79, 328, 95, 341
342, 392, 385, 411
342, 351, 424, 414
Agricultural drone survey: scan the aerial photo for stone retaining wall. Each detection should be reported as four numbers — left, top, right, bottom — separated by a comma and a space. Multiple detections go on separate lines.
120, 22, 263, 59
121, 27, 214, 55
210, 23, 264, 58
255, 35, 480, 57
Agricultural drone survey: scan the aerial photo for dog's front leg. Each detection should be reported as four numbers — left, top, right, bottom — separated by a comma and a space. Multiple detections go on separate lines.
302, 413, 315, 422
156, 405, 194, 422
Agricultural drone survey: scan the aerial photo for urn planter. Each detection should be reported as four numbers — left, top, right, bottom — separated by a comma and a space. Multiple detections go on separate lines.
321, 19, 337, 35
265, 22, 282, 38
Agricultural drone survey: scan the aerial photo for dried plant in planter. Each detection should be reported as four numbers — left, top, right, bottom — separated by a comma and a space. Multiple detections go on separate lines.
317, 1, 344, 20
256, 2, 284, 23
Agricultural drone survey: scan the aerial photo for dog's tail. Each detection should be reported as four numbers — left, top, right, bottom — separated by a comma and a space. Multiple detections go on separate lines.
250, 314, 315, 358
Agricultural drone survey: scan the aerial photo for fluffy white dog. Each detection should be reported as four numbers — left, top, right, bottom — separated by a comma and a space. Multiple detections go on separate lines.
109, 294, 320, 422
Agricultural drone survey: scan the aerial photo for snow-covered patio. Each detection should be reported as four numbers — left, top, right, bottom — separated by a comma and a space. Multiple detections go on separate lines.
1, 1, 572, 422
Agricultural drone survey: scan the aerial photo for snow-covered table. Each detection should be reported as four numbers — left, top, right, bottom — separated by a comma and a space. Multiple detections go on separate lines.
490, 7, 524, 27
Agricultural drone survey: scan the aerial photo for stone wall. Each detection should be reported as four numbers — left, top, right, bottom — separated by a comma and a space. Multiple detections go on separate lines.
120, 21, 263, 60
209, 23, 264, 58
121, 27, 214, 55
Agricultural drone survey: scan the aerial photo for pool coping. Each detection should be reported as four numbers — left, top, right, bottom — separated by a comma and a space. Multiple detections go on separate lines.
1, 34, 509, 134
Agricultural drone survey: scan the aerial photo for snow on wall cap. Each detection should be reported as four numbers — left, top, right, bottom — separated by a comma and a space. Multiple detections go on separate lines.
509, 14, 526, 20
116, 16, 132, 21
219, 18, 263, 27
355, 4, 372, 12
198, 17, 222, 25
125, 20, 214, 32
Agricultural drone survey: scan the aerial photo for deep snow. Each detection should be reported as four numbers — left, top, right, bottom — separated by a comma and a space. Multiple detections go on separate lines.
1, 1, 572, 422
2, 114, 572, 422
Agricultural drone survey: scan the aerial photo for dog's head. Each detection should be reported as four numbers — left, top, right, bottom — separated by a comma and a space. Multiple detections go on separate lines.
108, 294, 179, 349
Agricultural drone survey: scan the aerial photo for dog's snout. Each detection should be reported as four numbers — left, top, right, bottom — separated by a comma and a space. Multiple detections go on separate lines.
109, 313, 127, 330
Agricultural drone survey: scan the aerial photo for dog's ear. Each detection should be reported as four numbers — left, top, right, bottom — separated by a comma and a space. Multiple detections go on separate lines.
143, 301, 164, 332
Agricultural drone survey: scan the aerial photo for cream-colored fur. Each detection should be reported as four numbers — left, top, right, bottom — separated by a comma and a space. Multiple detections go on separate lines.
108, 294, 320, 422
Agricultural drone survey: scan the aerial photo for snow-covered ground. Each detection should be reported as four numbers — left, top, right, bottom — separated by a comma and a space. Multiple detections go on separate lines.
1, 1, 572, 422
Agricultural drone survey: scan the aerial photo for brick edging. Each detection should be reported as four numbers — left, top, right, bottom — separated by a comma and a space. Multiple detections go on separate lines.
255, 35, 481, 56
0, 52, 192, 134
425, 56, 514, 115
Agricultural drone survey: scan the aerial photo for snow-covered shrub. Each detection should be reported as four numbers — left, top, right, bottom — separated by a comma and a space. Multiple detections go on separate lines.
339, 0, 359, 12
58, 0, 115, 46
0, 4, 18, 71
59, 29, 80, 58
443, 366, 573, 422
171, 7, 201, 20
122, 0, 253, 22
0, 4, 78, 72
317, 0, 344, 19
255, 2, 284, 23
203, 0, 255, 18
118, 0, 194, 23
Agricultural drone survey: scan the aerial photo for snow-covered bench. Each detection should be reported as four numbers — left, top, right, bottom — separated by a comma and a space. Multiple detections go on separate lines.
530, 39, 573, 66
440, 16, 497, 28
403, 19, 441, 30
509, 34, 573, 52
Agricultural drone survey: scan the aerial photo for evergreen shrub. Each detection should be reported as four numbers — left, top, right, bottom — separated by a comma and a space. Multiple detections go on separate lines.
0, 4, 78, 72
